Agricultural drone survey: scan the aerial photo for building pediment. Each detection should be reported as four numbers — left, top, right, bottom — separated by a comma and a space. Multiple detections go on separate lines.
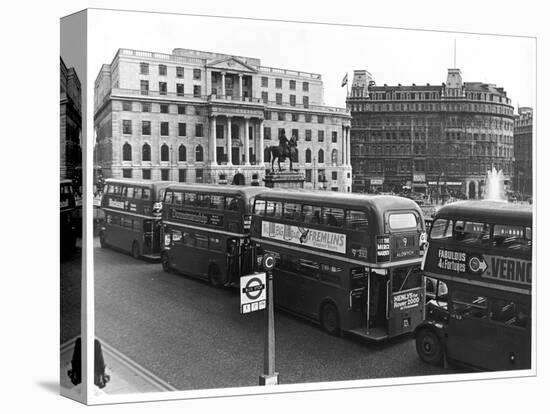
207, 57, 257, 74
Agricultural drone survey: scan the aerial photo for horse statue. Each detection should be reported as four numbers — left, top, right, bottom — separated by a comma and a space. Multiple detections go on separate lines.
268, 134, 298, 172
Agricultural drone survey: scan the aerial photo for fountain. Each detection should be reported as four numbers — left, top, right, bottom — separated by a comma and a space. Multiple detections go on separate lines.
484, 166, 506, 201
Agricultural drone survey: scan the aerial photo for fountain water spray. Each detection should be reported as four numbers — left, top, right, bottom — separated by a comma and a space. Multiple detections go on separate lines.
484, 166, 506, 201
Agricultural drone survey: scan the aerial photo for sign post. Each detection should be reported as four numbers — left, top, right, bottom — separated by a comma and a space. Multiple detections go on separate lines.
259, 254, 279, 385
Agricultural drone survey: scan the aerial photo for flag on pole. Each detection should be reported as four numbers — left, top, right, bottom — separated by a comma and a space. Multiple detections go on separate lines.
341, 73, 348, 87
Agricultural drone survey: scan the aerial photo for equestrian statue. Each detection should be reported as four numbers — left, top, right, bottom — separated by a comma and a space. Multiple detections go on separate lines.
268, 131, 298, 172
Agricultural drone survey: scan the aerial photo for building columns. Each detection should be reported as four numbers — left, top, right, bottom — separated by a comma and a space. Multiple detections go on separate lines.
346, 126, 351, 167
244, 117, 250, 165
226, 116, 232, 165
259, 119, 265, 165
209, 116, 217, 165
238, 74, 243, 101
221, 72, 226, 98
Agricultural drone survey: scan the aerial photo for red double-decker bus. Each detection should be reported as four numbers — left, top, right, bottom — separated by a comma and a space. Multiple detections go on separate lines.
250, 190, 427, 340
160, 184, 264, 287
99, 178, 171, 259
415, 201, 532, 371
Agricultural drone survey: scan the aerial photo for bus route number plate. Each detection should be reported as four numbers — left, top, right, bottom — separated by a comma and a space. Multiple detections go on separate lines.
240, 272, 267, 314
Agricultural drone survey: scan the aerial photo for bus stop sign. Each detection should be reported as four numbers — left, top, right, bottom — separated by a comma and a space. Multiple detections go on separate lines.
240, 272, 267, 314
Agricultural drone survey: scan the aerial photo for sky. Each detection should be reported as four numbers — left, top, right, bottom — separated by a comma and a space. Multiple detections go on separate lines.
82, 9, 536, 111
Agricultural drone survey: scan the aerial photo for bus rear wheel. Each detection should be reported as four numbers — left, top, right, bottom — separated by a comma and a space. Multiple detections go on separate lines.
320, 303, 340, 336
208, 264, 225, 288
132, 241, 140, 259
416, 328, 443, 365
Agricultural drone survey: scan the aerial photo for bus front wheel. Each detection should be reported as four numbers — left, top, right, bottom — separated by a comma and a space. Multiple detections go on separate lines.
208, 264, 225, 288
132, 241, 141, 259
416, 328, 443, 365
161, 252, 171, 273
320, 303, 340, 336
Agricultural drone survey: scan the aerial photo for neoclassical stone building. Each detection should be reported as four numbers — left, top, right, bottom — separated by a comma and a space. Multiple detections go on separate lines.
347, 68, 515, 199
94, 48, 352, 191
513, 107, 533, 197
60, 57, 82, 182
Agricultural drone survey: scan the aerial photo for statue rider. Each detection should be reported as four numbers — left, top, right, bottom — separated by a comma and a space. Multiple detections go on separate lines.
278, 131, 290, 159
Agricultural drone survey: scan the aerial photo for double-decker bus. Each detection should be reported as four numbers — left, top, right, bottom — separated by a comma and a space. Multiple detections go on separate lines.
99, 179, 171, 259
250, 190, 427, 340
415, 200, 532, 371
60, 179, 79, 256
161, 184, 264, 287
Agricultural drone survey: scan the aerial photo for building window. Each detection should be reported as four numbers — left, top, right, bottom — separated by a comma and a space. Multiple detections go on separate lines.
318, 130, 324, 142
159, 64, 167, 76
261, 76, 268, 87
305, 129, 312, 141
178, 123, 186, 137
122, 120, 132, 135
160, 122, 169, 136
142, 143, 151, 161
305, 148, 312, 163
177, 83, 185, 96
122, 143, 132, 161
265, 111, 271, 120
276, 93, 282, 105
142, 121, 151, 136
176, 66, 184, 78
290, 95, 296, 106
305, 169, 312, 182
318, 115, 324, 124
195, 124, 204, 137
289, 80, 296, 90
122, 169, 132, 178
142, 169, 151, 180
161, 144, 170, 162
264, 127, 271, 140
178, 145, 187, 162
159, 82, 167, 95
318, 149, 325, 164
291, 128, 299, 139
196, 169, 204, 183
161, 169, 170, 181
278, 112, 285, 121
216, 125, 224, 139
195, 145, 204, 162
303, 96, 309, 108
193, 85, 201, 97
140, 63, 149, 75
303, 82, 309, 92
292, 113, 298, 122
193, 69, 201, 80
261, 91, 268, 103
331, 171, 338, 180
305, 113, 312, 123
160, 103, 169, 114
177, 105, 186, 115
122, 101, 132, 111
275, 78, 282, 88
141, 102, 151, 112
332, 131, 338, 143
331, 149, 338, 165
178, 169, 187, 182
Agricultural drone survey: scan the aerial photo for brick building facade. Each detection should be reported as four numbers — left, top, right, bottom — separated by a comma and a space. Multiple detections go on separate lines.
347, 68, 515, 199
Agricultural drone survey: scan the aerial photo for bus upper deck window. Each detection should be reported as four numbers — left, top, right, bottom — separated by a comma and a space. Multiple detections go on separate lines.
225, 196, 241, 211
283, 203, 301, 220
142, 189, 151, 200
254, 200, 266, 215
185, 193, 196, 206
303, 205, 322, 224
163, 191, 173, 204
210, 195, 223, 209
388, 212, 417, 231
429, 219, 452, 240
173, 192, 184, 205
346, 210, 369, 230
134, 187, 142, 199
322, 207, 344, 227
126, 187, 135, 199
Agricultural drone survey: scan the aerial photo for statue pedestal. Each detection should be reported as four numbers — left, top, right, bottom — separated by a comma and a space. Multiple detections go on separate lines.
264, 171, 305, 189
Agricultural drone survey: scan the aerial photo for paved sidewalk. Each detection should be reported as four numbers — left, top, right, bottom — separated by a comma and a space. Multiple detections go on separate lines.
60, 337, 176, 396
